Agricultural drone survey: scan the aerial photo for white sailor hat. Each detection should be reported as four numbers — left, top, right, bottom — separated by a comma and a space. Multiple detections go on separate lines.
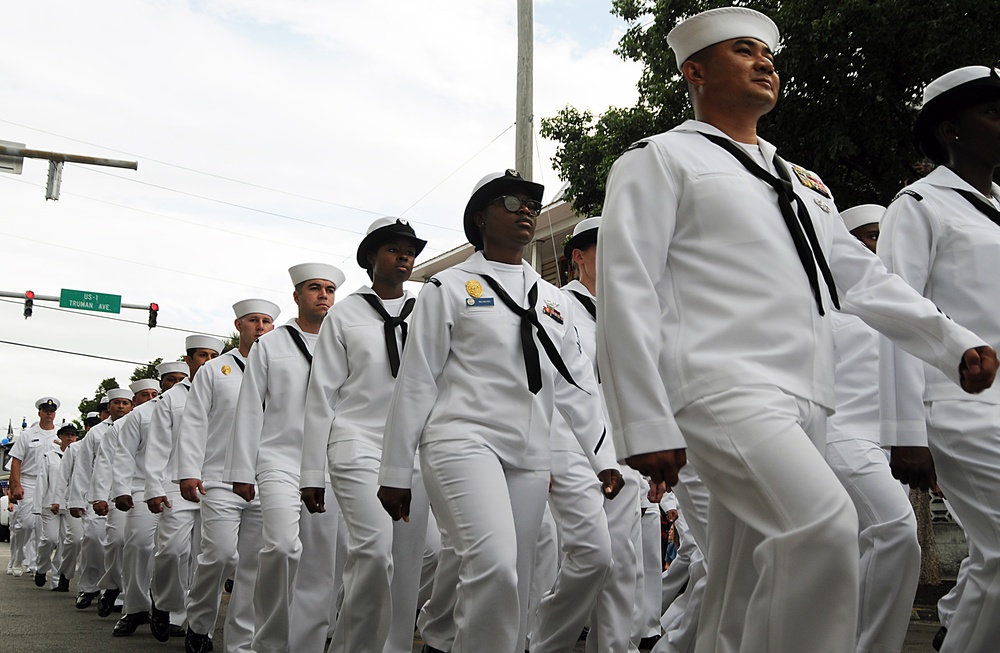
914, 66, 1000, 162
563, 216, 601, 261
98, 395, 110, 407
185, 335, 224, 353
106, 388, 133, 403
35, 396, 60, 411
233, 299, 281, 320
841, 205, 885, 232
288, 263, 346, 289
356, 217, 427, 273
129, 379, 159, 394
156, 361, 189, 377
86, 411, 99, 419
667, 7, 780, 72
464, 170, 544, 251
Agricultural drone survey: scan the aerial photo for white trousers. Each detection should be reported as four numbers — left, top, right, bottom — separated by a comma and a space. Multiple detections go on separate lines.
10, 478, 38, 569
99, 506, 126, 590
526, 502, 559, 650
531, 449, 613, 653
586, 467, 643, 653
421, 438, 549, 653
56, 510, 83, 581
927, 399, 1000, 653
186, 485, 261, 653
78, 511, 106, 593
151, 490, 201, 613
676, 385, 859, 653
826, 438, 920, 653
638, 505, 663, 638
122, 505, 158, 613
253, 469, 338, 653
417, 524, 460, 651
417, 509, 442, 612
655, 466, 709, 653
328, 444, 429, 653
34, 509, 60, 577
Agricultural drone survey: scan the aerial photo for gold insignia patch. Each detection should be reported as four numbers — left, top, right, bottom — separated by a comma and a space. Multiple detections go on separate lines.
466, 280, 483, 298
221, 365, 231, 375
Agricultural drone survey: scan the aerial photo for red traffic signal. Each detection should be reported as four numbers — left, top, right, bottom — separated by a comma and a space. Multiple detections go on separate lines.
148, 302, 159, 329
23, 290, 34, 319
25, 290, 35, 299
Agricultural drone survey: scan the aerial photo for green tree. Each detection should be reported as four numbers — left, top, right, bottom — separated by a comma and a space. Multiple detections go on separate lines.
77, 377, 120, 417
542, 0, 1000, 214
130, 358, 163, 382
222, 332, 239, 354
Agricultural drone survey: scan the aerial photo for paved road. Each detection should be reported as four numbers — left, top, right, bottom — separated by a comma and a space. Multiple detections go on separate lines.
1, 544, 943, 652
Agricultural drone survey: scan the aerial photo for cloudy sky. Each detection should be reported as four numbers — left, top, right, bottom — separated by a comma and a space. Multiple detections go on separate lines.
0, 0, 641, 427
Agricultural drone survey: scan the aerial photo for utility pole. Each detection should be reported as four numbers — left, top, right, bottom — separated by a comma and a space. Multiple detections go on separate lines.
0, 141, 137, 200
515, 0, 533, 180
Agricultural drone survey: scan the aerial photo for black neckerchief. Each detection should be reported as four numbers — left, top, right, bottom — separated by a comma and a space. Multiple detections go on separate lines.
359, 293, 416, 378
701, 133, 840, 316
954, 188, 1000, 229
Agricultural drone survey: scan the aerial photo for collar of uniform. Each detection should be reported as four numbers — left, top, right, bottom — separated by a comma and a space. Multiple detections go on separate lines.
563, 279, 594, 299
674, 119, 780, 170
922, 165, 1000, 202
458, 250, 542, 303
353, 285, 415, 305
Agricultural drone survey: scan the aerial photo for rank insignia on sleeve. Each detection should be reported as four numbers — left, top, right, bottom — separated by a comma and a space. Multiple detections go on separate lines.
790, 164, 831, 198
221, 365, 231, 375
543, 302, 564, 324
624, 140, 649, 153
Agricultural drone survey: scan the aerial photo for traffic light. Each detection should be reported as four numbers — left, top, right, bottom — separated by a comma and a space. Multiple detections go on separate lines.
148, 302, 158, 328
23, 290, 34, 319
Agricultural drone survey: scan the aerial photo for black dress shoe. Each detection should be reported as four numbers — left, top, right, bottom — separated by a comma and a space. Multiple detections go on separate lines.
34, 572, 46, 587
55, 574, 70, 592
113, 612, 151, 637
421, 645, 449, 653
170, 624, 187, 637
98, 588, 121, 618
224, 578, 234, 593
150, 606, 171, 642
639, 635, 662, 651
185, 627, 212, 653
932, 626, 947, 652
75, 591, 99, 609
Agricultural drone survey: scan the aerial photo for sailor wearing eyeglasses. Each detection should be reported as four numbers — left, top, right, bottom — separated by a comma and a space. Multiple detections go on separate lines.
378, 169, 623, 653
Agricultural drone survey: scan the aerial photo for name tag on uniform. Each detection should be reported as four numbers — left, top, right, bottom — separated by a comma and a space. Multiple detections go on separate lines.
466, 297, 495, 307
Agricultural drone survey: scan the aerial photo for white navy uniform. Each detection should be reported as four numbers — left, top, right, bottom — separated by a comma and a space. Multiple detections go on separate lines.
146, 379, 200, 618
52, 441, 84, 585
379, 251, 617, 653
531, 279, 642, 653
9, 423, 53, 571
112, 399, 162, 615
175, 350, 261, 652
826, 310, 920, 653
301, 287, 429, 653
225, 320, 338, 653
69, 419, 114, 594
598, 120, 986, 653
879, 166, 1000, 653
91, 418, 126, 594
33, 437, 65, 585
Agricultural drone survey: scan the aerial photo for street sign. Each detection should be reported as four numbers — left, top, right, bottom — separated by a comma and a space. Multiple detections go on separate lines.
59, 289, 122, 314
0, 140, 25, 175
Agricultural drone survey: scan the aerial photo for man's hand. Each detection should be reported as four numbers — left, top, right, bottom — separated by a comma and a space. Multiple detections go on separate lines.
179, 479, 206, 503
50, 504, 60, 515
301, 487, 326, 514
960, 345, 998, 393
647, 481, 668, 504
665, 508, 679, 522
146, 495, 171, 514
10, 485, 23, 502
69, 507, 84, 519
598, 469, 625, 500
625, 449, 687, 488
890, 446, 938, 492
114, 495, 134, 512
92, 500, 109, 517
231, 482, 255, 503
377, 486, 411, 522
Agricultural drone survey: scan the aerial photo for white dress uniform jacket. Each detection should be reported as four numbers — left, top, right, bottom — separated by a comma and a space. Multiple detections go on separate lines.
90, 418, 125, 502
112, 399, 160, 503
879, 165, 1000, 447
301, 287, 417, 488
226, 321, 315, 482
597, 119, 984, 459
379, 251, 616, 488
144, 380, 192, 501
69, 419, 114, 509
176, 351, 248, 485
828, 310, 881, 443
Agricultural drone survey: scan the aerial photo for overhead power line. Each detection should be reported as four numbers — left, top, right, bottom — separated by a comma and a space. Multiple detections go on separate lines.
0, 339, 147, 367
